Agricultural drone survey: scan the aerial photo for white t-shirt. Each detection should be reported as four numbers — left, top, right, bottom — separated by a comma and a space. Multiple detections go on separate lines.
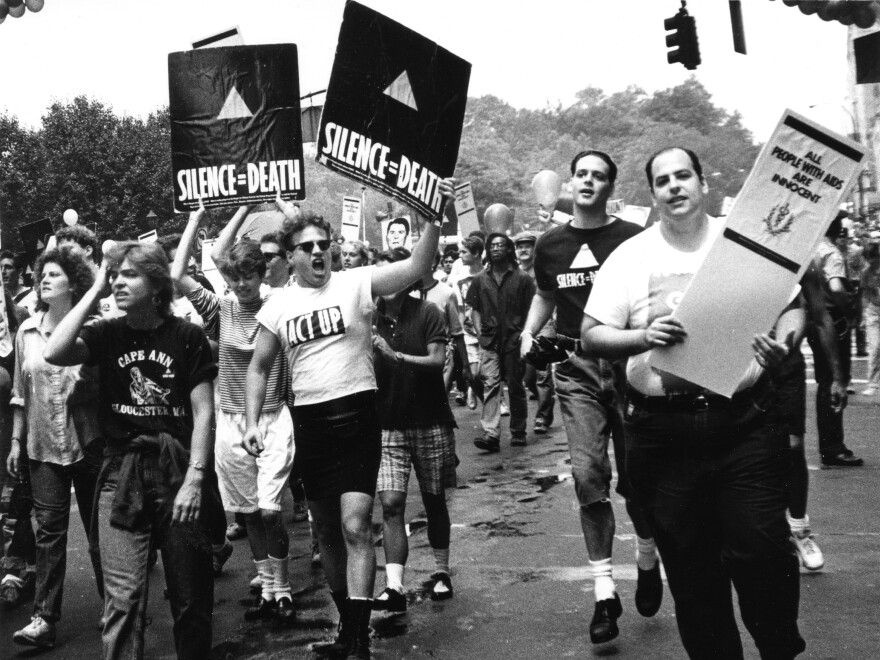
586, 217, 762, 396
257, 266, 376, 406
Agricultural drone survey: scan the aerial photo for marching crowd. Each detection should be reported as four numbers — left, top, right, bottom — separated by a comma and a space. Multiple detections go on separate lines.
0, 145, 878, 660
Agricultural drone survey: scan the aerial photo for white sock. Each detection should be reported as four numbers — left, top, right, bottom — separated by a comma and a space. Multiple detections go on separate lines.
636, 537, 659, 571
255, 558, 274, 602
788, 514, 809, 536
432, 548, 450, 575
384, 563, 405, 593
589, 558, 615, 602
269, 555, 291, 601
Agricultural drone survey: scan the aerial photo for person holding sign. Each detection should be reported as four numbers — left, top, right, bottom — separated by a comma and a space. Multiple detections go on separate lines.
520, 150, 656, 644
43, 242, 218, 660
581, 147, 804, 659
172, 204, 296, 625
244, 178, 455, 660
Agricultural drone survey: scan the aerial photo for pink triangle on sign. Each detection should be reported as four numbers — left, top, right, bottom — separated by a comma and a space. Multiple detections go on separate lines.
383, 71, 418, 111
216, 87, 253, 120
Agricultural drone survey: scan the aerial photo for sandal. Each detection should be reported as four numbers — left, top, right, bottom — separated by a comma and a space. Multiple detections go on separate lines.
429, 571, 453, 601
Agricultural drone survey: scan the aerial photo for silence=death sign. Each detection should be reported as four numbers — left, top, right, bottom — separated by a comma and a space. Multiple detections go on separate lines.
650, 109, 865, 397
317, 1, 471, 220
168, 44, 305, 212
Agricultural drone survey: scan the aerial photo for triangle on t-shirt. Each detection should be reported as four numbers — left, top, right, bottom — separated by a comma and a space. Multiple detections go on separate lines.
569, 244, 599, 269
216, 87, 253, 120
382, 70, 419, 111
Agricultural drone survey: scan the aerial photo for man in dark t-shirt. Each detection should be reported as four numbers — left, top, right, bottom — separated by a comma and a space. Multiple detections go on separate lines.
372, 248, 457, 611
520, 150, 660, 645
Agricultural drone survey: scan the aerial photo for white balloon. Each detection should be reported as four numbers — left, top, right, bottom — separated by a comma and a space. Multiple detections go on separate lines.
62, 208, 78, 226
531, 170, 562, 208
102, 240, 117, 256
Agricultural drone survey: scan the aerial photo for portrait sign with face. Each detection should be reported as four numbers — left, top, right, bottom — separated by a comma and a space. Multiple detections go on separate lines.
381, 215, 412, 251
316, 1, 470, 220
650, 109, 865, 397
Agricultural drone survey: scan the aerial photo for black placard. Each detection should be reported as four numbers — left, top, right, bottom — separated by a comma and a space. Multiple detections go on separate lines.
317, 1, 471, 218
168, 44, 305, 212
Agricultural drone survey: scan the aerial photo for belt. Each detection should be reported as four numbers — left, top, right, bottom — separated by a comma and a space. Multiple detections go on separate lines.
626, 384, 758, 413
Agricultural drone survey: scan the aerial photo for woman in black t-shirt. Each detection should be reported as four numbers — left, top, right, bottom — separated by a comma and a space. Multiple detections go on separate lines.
45, 241, 217, 660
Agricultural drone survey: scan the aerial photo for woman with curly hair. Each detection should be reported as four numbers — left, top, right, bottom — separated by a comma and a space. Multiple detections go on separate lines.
7, 246, 104, 649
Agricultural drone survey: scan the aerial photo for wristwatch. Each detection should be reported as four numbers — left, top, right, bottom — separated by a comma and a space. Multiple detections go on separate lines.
189, 460, 206, 471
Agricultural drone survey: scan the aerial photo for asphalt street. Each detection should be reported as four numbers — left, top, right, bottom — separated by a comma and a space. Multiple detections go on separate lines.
2, 355, 879, 659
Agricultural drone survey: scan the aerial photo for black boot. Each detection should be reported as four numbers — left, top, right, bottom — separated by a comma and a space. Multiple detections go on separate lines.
345, 598, 373, 660
313, 593, 353, 658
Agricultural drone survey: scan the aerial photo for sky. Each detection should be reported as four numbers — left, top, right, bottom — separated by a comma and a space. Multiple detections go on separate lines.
0, 0, 858, 143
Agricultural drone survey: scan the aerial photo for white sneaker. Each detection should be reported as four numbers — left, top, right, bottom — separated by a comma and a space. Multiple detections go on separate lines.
792, 532, 825, 571
862, 386, 877, 396
13, 615, 56, 648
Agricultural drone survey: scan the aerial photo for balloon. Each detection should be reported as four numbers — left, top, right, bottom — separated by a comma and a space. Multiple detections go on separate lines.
102, 240, 117, 256
25, 0, 43, 11
8, 2, 24, 17
531, 170, 562, 208
6, 0, 22, 7
62, 208, 78, 226
483, 203, 513, 234
0, 5, 8, 21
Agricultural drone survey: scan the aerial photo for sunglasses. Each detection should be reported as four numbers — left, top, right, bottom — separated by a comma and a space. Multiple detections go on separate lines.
262, 251, 283, 262
294, 240, 331, 253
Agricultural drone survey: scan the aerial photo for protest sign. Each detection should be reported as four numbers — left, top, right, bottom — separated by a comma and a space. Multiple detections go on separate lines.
453, 182, 479, 236
381, 215, 412, 251
192, 26, 244, 49
200, 238, 226, 294
650, 109, 865, 397
340, 196, 362, 242
317, 1, 470, 220
168, 44, 305, 212
18, 218, 54, 265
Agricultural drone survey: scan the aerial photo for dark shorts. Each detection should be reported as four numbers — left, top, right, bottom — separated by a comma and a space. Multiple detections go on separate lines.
776, 350, 806, 437
293, 390, 381, 501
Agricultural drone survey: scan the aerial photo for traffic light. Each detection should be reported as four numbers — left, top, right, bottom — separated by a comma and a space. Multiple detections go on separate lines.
779, 1, 877, 29
664, 6, 701, 70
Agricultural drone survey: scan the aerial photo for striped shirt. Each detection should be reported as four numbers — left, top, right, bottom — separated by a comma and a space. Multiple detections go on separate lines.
187, 286, 288, 413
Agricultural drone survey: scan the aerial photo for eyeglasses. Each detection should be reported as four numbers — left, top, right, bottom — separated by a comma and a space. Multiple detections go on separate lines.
294, 240, 331, 253
262, 251, 283, 262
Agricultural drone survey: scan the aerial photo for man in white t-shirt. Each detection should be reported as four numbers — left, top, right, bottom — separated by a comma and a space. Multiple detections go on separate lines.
244, 180, 454, 659
581, 147, 804, 659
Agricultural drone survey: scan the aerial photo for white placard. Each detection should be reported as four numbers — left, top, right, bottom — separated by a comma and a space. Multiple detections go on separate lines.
340, 196, 362, 242
650, 109, 865, 397
192, 26, 244, 49
138, 230, 158, 244
453, 182, 479, 235
200, 238, 226, 294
